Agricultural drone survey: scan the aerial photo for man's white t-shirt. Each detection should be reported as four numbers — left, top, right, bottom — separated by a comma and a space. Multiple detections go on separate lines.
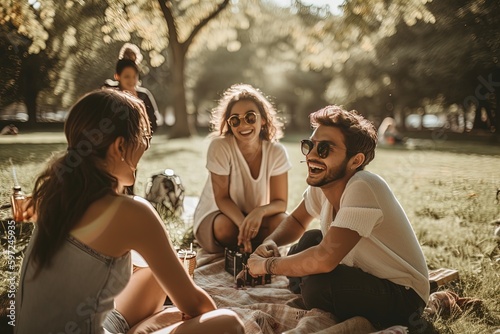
303, 170, 430, 303
193, 136, 292, 234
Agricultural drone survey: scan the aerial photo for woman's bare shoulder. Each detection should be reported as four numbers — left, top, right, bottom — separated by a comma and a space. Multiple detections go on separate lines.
112, 195, 157, 220
98, 195, 164, 243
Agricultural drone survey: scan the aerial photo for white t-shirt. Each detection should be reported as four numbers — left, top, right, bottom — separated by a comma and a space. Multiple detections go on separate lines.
193, 136, 292, 234
303, 170, 430, 303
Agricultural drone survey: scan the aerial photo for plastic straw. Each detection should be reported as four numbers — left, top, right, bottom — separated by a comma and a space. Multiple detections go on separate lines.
9, 158, 19, 187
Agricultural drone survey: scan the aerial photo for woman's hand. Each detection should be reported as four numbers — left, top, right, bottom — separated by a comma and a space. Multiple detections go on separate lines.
237, 207, 265, 252
247, 253, 267, 277
22, 195, 37, 222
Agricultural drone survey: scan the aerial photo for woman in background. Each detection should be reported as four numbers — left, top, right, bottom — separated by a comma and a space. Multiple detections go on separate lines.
103, 43, 160, 133
113, 58, 158, 133
193, 84, 291, 254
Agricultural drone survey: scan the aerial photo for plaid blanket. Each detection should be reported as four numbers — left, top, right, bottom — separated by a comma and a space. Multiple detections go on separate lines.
194, 250, 381, 334
132, 195, 407, 334
128, 250, 408, 334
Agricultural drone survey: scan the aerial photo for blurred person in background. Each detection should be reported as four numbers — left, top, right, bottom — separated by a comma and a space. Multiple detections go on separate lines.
103, 43, 160, 133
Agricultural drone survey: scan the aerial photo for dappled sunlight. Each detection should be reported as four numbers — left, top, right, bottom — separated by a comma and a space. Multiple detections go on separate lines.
1, 0, 499, 331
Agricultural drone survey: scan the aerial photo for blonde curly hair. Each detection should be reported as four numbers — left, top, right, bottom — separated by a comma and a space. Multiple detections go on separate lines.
210, 84, 283, 141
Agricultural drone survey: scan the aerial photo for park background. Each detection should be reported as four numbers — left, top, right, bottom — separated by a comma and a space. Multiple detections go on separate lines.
1, 0, 499, 333
1, 0, 500, 138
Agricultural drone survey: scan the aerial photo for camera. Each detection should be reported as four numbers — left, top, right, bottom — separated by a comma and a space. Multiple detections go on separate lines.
224, 248, 271, 288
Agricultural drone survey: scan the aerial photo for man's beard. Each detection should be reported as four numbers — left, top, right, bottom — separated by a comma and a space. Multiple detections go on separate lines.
307, 158, 349, 187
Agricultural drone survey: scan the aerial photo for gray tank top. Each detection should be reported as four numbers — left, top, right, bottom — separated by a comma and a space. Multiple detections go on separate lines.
15, 229, 131, 334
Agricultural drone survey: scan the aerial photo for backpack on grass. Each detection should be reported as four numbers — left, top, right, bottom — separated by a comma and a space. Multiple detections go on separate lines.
145, 169, 185, 217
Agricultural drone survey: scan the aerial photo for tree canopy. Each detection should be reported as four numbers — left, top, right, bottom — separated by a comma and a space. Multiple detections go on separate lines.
1, 0, 499, 136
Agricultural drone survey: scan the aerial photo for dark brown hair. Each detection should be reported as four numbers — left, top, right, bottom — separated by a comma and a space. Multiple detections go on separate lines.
31, 89, 150, 270
309, 105, 377, 170
115, 58, 139, 76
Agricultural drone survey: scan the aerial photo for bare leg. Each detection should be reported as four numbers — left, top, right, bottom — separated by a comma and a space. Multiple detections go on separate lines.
115, 267, 167, 328
253, 212, 287, 245
146, 309, 244, 334
214, 212, 287, 251
213, 214, 239, 249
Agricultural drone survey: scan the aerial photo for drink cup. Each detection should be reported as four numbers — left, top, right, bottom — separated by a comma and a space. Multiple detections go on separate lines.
177, 249, 196, 278
11, 186, 26, 222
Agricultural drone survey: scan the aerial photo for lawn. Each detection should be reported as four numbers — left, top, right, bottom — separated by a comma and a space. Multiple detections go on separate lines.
0, 132, 499, 333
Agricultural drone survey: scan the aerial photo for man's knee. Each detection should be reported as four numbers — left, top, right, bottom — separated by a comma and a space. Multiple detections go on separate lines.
302, 229, 323, 246
288, 276, 302, 294
288, 229, 322, 256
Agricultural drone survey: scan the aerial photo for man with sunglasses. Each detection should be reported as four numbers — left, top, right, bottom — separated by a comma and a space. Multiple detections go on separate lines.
248, 105, 429, 331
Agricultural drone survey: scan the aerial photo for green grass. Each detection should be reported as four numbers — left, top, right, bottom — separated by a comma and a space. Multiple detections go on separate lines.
1, 132, 499, 333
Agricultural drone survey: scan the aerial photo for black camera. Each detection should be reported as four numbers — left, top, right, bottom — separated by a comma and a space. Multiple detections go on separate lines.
224, 248, 271, 288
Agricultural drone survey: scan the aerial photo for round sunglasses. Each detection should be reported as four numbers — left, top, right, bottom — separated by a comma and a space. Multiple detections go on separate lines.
301, 139, 347, 159
227, 111, 259, 128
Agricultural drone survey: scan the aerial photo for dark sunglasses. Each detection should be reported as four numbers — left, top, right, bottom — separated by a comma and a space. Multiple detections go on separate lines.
301, 139, 346, 159
227, 111, 259, 128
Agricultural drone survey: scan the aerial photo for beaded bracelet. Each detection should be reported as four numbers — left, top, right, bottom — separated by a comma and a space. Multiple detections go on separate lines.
265, 257, 278, 275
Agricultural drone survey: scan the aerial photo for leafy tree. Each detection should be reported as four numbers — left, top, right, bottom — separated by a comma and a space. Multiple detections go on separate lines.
2, 0, 447, 135
261, 0, 437, 125
101, 0, 442, 137
191, 39, 256, 127
324, 0, 500, 135
373, 0, 500, 132
0, 24, 30, 113
189, 1, 335, 132
102, 0, 233, 138
0, 0, 117, 125
0, 0, 55, 125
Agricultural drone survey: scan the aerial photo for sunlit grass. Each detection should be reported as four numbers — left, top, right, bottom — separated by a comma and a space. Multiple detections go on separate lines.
0, 133, 499, 332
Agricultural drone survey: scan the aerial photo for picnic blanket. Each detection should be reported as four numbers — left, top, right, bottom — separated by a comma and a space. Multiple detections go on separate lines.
192, 250, 404, 334
128, 249, 409, 334
131, 197, 408, 334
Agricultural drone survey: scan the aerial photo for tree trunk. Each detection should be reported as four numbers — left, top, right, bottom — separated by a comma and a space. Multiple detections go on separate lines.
169, 45, 191, 138
157, 0, 230, 138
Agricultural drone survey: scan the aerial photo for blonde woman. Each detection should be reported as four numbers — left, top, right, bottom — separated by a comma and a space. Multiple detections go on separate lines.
193, 84, 291, 254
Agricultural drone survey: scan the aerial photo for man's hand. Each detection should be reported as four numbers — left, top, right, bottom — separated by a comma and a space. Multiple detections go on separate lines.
253, 240, 280, 258
247, 253, 267, 277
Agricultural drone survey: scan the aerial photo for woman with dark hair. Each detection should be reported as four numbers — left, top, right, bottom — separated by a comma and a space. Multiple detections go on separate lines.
193, 84, 291, 254
103, 43, 160, 133
113, 58, 158, 133
15, 89, 243, 334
